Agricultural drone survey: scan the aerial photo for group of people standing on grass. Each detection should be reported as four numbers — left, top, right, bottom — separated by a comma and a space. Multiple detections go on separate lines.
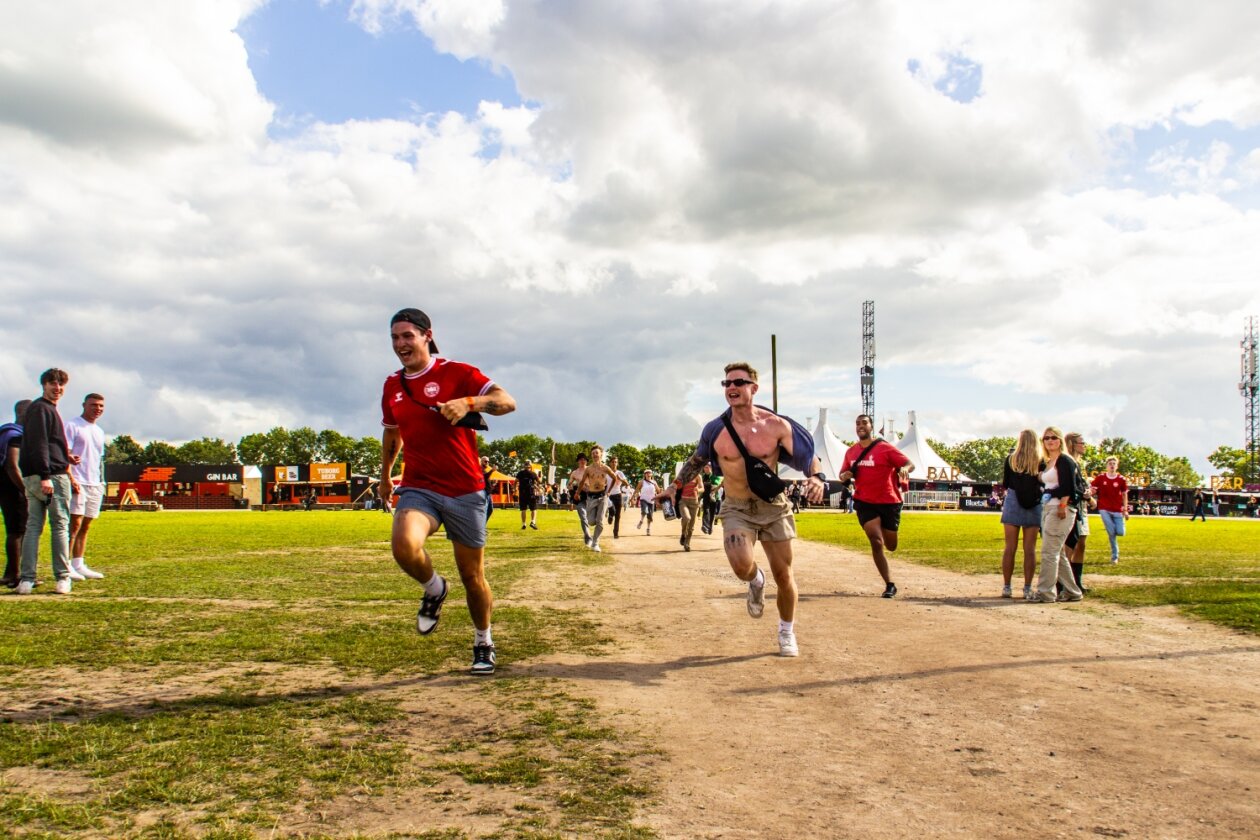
998, 428, 1129, 603
2, 368, 109, 595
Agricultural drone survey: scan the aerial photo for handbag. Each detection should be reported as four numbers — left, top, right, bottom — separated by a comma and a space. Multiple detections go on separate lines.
721, 413, 787, 502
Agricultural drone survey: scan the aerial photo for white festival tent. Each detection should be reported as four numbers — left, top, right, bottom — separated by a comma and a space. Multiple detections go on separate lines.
779, 407, 850, 480
894, 411, 973, 482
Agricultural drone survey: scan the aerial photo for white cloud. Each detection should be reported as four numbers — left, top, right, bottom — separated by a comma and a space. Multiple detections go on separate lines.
1, 0, 1258, 478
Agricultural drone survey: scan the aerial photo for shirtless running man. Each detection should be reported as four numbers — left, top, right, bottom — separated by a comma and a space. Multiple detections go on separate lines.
659, 362, 823, 656
569, 445, 619, 553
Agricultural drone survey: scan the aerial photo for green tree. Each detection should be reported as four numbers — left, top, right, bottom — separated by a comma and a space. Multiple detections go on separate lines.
929, 437, 1014, 482
607, 442, 645, 477
141, 440, 179, 465
105, 435, 145, 464
237, 427, 292, 465
174, 437, 238, 464
316, 429, 357, 464
1207, 445, 1248, 479
287, 427, 320, 464
350, 436, 382, 476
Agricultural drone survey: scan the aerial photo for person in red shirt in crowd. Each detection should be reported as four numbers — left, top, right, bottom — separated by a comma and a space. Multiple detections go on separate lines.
1091, 456, 1130, 564
838, 414, 915, 598
380, 309, 517, 676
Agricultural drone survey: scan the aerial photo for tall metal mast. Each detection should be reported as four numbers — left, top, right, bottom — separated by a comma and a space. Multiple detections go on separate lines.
861, 301, 875, 418
1243, 316, 1259, 483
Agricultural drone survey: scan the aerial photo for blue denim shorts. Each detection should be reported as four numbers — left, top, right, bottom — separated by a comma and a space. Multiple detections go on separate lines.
1000, 491, 1042, 527
396, 488, 488, 548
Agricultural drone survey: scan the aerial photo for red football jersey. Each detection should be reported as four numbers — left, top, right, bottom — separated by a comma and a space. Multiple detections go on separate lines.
1091, 473, 1128, 513
381, 359, 494, 497
841, 440, 911, 504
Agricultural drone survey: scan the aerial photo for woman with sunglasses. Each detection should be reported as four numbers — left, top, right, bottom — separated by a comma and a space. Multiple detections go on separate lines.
1031, 427, 1085, 604
998, 429, 1044, 600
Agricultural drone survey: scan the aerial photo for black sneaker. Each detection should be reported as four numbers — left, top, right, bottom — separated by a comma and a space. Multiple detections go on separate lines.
882, 581, 897, 599
529, 522, 538, 530
415, 576, 448, 635
471, 644, 496, 675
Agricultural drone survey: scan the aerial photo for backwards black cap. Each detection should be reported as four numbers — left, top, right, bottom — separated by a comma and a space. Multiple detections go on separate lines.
391, 308, 439, 353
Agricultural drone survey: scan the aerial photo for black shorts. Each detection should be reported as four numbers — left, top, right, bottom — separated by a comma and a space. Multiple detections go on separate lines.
518, 493, 537, 511
855, 500, 902, 532
0, 482, 28, 535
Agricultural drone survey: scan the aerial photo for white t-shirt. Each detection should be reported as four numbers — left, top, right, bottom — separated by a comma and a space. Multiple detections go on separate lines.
1039, 461, 1059, 492
607, 470, 627, 495
637, 479, 657, 503
66, 416, 106, 486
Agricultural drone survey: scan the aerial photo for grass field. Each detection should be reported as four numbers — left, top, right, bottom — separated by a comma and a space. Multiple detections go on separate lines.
796, 511, 1260, 633
0, 510, 654, 839
2, 508, 1256, 838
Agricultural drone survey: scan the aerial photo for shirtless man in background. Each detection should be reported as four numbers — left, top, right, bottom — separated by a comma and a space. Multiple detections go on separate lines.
660, 362, 823, 657
568, 445, 619, 553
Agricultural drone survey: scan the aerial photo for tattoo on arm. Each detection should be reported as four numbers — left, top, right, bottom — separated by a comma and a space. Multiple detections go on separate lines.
675, 451, 707, 487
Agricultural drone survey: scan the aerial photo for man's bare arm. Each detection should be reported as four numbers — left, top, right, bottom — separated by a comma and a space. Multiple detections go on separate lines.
439, 385, 516, 425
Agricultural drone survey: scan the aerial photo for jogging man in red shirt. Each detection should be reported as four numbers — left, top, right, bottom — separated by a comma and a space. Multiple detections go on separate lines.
381, 309, 517, 675
838, 414, 914, 598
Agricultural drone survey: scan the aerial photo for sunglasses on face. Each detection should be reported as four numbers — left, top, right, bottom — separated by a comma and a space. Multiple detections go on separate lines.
721, 378, 755, 388
1043, 436, 1059, 441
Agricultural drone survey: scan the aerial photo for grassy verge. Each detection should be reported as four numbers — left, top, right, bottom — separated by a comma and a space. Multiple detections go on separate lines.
0, 510, 656, 839
796, 511, 1260, 633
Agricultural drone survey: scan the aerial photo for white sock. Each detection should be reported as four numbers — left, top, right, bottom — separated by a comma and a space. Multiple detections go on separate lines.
422, 574, 445, 597
72, 557, 84, 566
779, 619, 794, 635
751, 567, 765, 588
475, 627, 493, 647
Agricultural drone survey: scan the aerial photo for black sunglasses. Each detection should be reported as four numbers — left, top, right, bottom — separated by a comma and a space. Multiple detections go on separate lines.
721, 378, 755, 387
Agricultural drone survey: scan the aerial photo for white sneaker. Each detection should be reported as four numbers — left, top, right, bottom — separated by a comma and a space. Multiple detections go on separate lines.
1022, 586, 1034, 601
778, 629, 799, 657
746, 574, 766, 618
16, 580, 34, 595
1001, 584, 1012, 598
67, 567, 86, 581
54, 578, 72, 595
77, 563, 104, 580
591, 542, 602, 553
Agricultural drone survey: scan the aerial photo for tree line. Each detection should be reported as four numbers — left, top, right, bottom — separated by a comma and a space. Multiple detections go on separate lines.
927, 436, 1210, 487
103, 425, 1236, 489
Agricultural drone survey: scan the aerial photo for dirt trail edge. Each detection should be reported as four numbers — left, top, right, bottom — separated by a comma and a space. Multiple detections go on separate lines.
512, 522, 1260, 839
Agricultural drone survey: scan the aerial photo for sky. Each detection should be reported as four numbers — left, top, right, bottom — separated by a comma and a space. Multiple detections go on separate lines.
2, 0, 1259, 478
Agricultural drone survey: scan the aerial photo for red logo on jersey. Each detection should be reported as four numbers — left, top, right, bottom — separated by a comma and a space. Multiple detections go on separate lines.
424, 382, 440, 398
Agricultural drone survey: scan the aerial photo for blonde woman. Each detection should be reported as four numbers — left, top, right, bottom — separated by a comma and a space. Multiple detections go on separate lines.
999, 430, 1044, 600
1032, 427, 1084, 604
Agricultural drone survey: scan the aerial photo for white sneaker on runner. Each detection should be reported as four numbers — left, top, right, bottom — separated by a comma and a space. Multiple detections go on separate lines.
747, 574, 765, 618
591, 543, 601, 553
778, 629, 799, 657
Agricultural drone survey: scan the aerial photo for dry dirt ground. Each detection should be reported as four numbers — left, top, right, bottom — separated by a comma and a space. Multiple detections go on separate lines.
513, 516, 1260, 839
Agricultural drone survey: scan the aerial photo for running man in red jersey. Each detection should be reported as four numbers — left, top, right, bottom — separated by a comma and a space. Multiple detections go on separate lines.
838, 414, 915, 598
381, 309, 517, 675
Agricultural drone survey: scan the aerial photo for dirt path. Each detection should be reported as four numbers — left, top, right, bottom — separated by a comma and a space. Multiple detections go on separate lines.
513, 518, 1260, 839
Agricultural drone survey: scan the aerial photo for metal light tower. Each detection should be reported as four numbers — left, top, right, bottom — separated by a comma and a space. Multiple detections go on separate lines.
1242, 316, 1259, 482
860, 301, 875, 418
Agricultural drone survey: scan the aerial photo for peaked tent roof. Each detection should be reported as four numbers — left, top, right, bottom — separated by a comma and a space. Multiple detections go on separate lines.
780, 407, 849, 480
894, 411, 973, 482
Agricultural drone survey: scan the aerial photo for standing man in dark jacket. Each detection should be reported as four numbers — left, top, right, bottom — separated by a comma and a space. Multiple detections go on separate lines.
0, 400, 32, 588
17, 369, 77, 595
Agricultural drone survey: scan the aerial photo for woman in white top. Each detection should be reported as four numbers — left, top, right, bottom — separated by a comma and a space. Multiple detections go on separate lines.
632, 470, 659, 536
1033, 427, 1085, 604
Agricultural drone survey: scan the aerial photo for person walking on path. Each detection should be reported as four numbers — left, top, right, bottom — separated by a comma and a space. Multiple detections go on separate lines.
65, 393, 107, 581
659, 362, 823, 657
1091, 456, 1129, 564
633, 470, 659, 535
1030, 427, 1084, 604
480, 457, 496, 521
380, 308, 517, 675
700, 463, 722, 535
568, 446, 619, 553
17, 369, 79, 595
0, 400, 32, 589
837, 414, 914, 599
516, 464, 540, 530
998, 429, 1044, 600
677, 473, 702, 551
605, 456, 629, 538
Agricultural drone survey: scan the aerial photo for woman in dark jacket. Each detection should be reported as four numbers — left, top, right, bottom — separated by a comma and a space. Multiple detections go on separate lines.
998, 429, 1044, 600
1031, 427, 1084, 604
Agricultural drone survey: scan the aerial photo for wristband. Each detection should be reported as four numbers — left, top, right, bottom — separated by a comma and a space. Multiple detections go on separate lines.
465, 397, 475, 411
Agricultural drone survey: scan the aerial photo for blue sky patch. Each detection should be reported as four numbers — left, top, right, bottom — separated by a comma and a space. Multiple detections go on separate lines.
237, 0, 520, 135
907, 54, 983, 104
